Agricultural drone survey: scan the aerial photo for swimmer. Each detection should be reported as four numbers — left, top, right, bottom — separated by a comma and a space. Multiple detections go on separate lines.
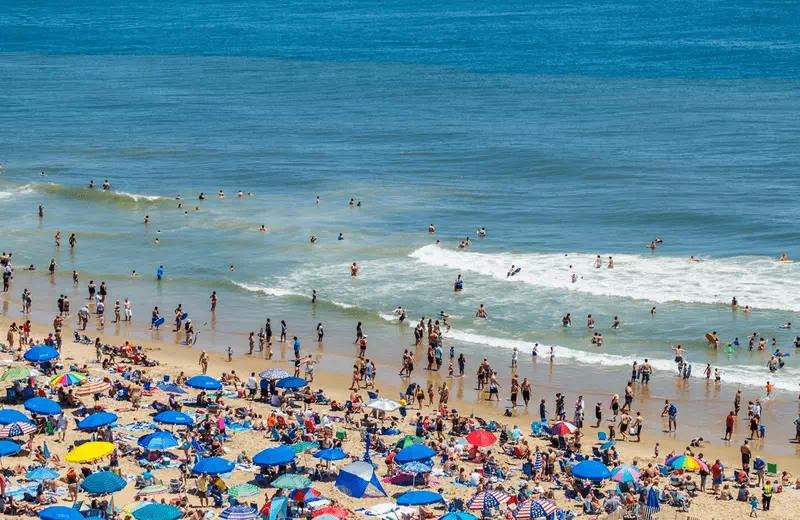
532, 343, 538, 356
23, 264, 36, 271
54, 232, 61, 246
184, 211, 188, 216
176, 194, 181, 200
248, 192, 253, 196
157, 229, 161, 234
259, 225, 266, 232
458, 241, 466, 249
611, 316, 620, 330
435, 240, 440, 245
731, 296, 738, 307
154, 238, 159, 245
195, 207, 199, 211
562, 313, 571, 327
356, 201, 361, 207
687, 256, 700, 262
144, 215, 149, 224
38, 205, 44, 217
350, 262, 358, 277
237, 191, 243, 198
780, 253, 788, 262
338, 233, 344, 241
428, 223, 435, 233
349, 198, 355, 206
102, 179, 110, 190
453, 274, 463, 292
88, 180, 95, 189
571, 273, 577, 283
780, 322, 792, 329
587, 314, 595, 329
40, 171, 47, 176
219, 190, 225, 198
743, 305, 751, 313
593, 255, 602, 268
230, 265, 235, 272
465, 237, 470, 247
651, 306, 657, 315
316, 196, 320, 205
177, 203, 182, 208
608, 256, 614, 269
199, 192, 205, 200
131, 270, 139, 277
477, 227, 486, 237
646, 240, 656, 249
310, 236, 317, 243
475, 304, 488, 318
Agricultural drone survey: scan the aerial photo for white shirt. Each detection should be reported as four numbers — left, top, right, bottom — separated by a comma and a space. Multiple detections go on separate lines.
247, 376, 257, 390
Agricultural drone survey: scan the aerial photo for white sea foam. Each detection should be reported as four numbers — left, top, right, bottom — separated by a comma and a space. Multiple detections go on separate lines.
0, 184, 35, 199
233, 282, 303, 298
115, 191, 168, 202
410, 244, 800, 311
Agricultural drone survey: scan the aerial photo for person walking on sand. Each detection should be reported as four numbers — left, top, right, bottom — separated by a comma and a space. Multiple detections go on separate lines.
199, 350, 209, 375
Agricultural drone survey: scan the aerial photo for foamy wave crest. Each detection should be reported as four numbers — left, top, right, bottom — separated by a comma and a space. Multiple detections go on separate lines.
0, 183, 36, 199
330, 301, 357, 310
445, 328, 798, 391
410, 244, 800, 311
233, 282, 304, 298
116, 191, 167, 202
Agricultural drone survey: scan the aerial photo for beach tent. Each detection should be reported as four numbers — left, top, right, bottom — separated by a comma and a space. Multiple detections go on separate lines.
335, 461, 387, 498
268, 496, 288, 520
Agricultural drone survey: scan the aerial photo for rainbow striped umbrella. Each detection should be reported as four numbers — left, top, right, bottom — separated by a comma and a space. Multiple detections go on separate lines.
665, 455, 707, 472
49, 372, 87, 387
0, 421, 37, 437
513, 499, 557, 519
136, 484, 169, 495
611, 464, 642, 483
550, 421, 577, 436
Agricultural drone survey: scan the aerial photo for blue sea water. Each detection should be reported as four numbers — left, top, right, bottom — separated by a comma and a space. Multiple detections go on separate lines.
2, 0, 800, 400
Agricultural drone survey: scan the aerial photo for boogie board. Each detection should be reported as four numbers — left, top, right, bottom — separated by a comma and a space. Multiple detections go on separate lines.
181, 312, 188, 320
154, 317, 165, 328
780, 260, 794, 263
705, 332, 717, 345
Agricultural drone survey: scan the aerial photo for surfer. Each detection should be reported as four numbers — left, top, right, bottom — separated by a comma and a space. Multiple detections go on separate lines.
428, 224, 435, 233
102, 180, 110, 190
780, 322, 792, 329
506, 265, 521, 278
454, 274, 463, 292
475, 304, 488, 319
779, 253, 789, 262
687, 256, 700, 262
608, 256, 614, 269
477, 227, 486, 237
593, 255, 602, 268
350, 262, 358, 277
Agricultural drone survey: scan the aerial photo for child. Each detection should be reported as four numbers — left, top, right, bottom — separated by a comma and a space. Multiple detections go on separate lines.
750, 496, 759, 517
654, 442, 660, 458
448, 360, 454, 377
267, 342, 273, 360
226, 345, 233, 362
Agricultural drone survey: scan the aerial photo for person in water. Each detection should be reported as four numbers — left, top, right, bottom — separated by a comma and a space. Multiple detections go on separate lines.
428, 224, 435, 233
608, 256, 614, 269
779, 253, 789, 261
507, 265, 521, 277
477, 227, 486, 237
562, 313, 571, 327
199, 192, 205, 200
350, 262, 358, 277
453, 275, 463, 291
594, 255, 602, 268
688, 255, 701, 262
102, 179, 110, 190
338, 233, 344, 240
475, 304, 488, 318
309, 236, 317, 243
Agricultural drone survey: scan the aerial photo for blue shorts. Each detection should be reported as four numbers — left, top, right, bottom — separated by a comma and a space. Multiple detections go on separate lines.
712, 477, 722, 485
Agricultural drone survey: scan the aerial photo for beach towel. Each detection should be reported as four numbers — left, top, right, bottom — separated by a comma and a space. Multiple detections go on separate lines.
227, 423, 251, 432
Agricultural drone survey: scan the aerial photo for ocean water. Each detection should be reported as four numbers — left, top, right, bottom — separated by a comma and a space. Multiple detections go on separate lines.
2, 0, 800, 403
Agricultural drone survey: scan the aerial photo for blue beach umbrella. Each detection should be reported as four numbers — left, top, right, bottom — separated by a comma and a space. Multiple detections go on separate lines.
138, 431, 179, 451
0, 409, 32, 425
440, 513, 478, 520
133, 503, 182, 520
0, 440, 21, 457
394, 444, 436, 464
397, 490, 443, 506
153, 410, 193, 425
571, 460, 611, 481
186, 375, 223, 390
26, 467, 60, 480
23, 345, 60, 362
642, 486, 660, 519
156, 383, 188, 394
219, 505, 259, 520
254, 445, 296, 467
24, 397, 62, 415
40, 506, 84, 520
600, 441, 616, 451
77, 412, 118, 430
276, 377, 308, 389
399, 461, 432, 474
313, 448, 348, 461
192, 457, 234, 475
80, 471, 127, 494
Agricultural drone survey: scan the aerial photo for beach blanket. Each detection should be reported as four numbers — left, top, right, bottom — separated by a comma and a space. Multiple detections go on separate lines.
236, 463, 259, 473
227, 423, 250, 432
124, 421, 155, 432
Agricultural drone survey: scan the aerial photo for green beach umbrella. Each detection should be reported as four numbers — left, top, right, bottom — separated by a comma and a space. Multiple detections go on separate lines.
228, 483, 260, 499
271, 473, 312, 490
291, 442, 319, 454
0, 367, 42, 381
395, 435, 424, 449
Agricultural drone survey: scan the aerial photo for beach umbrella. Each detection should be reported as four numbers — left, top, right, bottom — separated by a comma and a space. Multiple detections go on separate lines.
77, 412, 118, 430
23, 345, 60, 362
465, 430, 497, 447
0, 439, 21, 465
136, 484, 169, 496
571, 460, 611, 481
76, 381, 112, 396
254, 445, 296, 467
315, 515, 341, 520
0, 367, 42, 381
513, 499, 557, 519
24, 397, 61, 415
40, 506, 84, 520
400, 461, 432, 474
123, 501, 155, 514
398, 490, 443, 506
666, 455, 707, 472
440, 513, 478, 520
26, 467, 59, 480
550, 421, 577, 436
132, 503, 182, 520
394, 444, 436, 464
156, 383, 187, 394
395, 435, 424, 449
599, 440, 616, 451
276, 376, 308, 389
186, 375, 223, 390
219, 505, 259, 520
467, 492, 500, 511
137, 431, 179, 450
288, 487, 321, 502
610, 464, 641, 484
364, 397, 402, 412
153, 410, 193, 426
291, 441, 319, 453
313, 506, 351, 518
272, 473, 312, 489
65, 441, 114, 463
49, 372, 87, 387
533, 450, 543, 473
259, 368, 290, 380
192, 456, 234, 475
488, 491, 511, 503
642, 486, 660, 520
80, 471, 127, 494
0, 421, 36, 437
313, 448, 348, 461
335, 461, 387, 498
228, 483, 260, 499
0, 409, 31, 425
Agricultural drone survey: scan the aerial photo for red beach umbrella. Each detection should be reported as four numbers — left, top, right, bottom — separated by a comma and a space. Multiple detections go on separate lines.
465, 430, 497, 447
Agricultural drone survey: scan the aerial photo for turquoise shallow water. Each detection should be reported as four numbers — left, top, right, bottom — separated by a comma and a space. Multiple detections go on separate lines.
2, 0, 800, 408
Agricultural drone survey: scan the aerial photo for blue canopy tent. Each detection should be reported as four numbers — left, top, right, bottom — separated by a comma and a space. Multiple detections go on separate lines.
254, 445, 296, 467
335, 461, 387, 498
185, 375, 223, 390
77, 412, 118, 430
24, 397, 62, 416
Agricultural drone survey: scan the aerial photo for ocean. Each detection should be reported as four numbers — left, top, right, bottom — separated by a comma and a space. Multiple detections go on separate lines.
2, 0, 800, 435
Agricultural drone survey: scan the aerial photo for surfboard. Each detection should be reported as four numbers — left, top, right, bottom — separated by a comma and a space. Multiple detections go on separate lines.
780, 260, 793, 263
181, 312, 188, 320
154, 317, 165, 328
704, 332, 717, 344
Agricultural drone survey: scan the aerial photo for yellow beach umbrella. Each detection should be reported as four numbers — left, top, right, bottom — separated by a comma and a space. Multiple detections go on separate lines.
65, 441, 114, 463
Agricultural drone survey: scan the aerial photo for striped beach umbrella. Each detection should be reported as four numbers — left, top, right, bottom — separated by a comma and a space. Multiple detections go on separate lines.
0, 421, 37, 438
533, 450, 543, 473
467, 492, 500, 511
136, 484, 169, 496
513, 499, 557, 519
665, 455, 707, 472
610, 464, 641, 483
76, 381, 112, 396
288, 487, 322, 502
0, 367, 42, 381
272, 473, 312, 489
49, 372, 87, 387
487, 491, 510, 504
228, 483, 260, 499
550, 421, 577, 436
219, 505, 259, 520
